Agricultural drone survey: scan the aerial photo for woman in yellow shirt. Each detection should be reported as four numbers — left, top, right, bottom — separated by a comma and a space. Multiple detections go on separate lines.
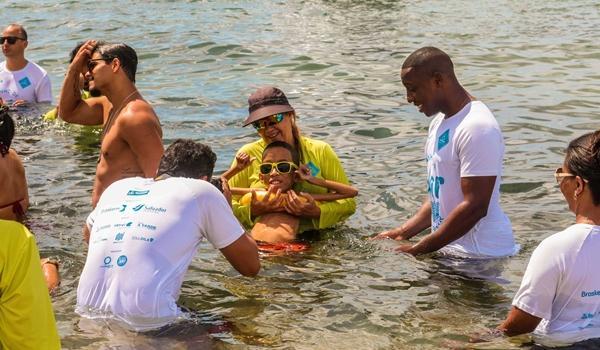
227, 86, 356, 233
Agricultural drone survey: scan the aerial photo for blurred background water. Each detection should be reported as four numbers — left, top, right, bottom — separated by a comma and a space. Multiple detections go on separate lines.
2, 0, 600, 348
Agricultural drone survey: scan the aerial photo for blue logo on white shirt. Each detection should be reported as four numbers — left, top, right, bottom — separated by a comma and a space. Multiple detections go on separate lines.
127, 190, 150, 196
114, 232, 125, 241
117, 255, 128, 267
437, 129, 450, 151
18, 77, 31, 89
132, 204, 144, 211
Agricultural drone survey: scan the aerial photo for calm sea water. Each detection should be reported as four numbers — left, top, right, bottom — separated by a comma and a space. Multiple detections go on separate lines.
3, 0, 600, 349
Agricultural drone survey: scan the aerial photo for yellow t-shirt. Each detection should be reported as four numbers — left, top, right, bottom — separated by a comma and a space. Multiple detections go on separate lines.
0, 220, 61, 349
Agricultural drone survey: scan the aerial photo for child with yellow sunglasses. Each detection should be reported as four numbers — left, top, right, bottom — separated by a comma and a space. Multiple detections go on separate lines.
221, 141, 357, 244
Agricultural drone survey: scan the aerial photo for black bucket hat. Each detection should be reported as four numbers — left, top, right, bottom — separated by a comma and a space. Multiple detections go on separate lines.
242, 86, 295, 127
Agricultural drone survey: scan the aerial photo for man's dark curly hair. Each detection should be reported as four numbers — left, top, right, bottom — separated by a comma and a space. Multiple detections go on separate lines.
157, 139, 216, 179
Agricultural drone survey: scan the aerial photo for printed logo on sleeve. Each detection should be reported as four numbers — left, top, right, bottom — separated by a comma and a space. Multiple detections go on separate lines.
18, 77, 31, 89
437, 129, 450, 151
306, 161, 320, 177
127, 190, 150, 196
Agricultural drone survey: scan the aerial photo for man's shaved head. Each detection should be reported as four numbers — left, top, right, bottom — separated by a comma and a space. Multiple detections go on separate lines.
402, 47, 454, 78
4, 24, 27, 40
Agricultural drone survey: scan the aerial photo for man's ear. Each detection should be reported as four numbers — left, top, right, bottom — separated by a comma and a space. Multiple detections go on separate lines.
432, 71, 443, 86
111, 57, 121, 73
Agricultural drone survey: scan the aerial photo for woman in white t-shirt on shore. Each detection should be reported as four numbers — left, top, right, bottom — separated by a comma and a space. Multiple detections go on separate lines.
498, 130, 600, 348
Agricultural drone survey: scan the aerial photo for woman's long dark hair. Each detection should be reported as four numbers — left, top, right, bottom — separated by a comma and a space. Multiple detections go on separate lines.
0, 106, 15, 157
565, 130, 600, 205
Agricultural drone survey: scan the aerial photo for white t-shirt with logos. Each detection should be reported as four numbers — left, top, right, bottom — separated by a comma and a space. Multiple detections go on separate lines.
76, 177, 245, 331
0, 61, 52, 103
425, 101, 518, 257
513, 224, 600, 347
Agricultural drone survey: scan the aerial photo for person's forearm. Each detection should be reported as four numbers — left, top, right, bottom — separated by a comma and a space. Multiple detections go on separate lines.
394, 200, 432, 239
307, 177, 358, 199
222, 166, 243, 180
58, 65, 83, 122
498, 306, 542, 337
410, 200, 487, 255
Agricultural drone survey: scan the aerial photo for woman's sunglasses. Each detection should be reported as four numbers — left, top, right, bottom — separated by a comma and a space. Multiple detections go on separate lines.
554, 167, 588, 185
554, 167, 575, 185
259, 161, 298, 175
0, 36, 26, 45
253, 113, 285, 130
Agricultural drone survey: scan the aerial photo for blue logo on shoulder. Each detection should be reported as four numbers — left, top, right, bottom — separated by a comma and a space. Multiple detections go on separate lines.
18, 77, 31, 89
306, 161, 320, 177
437, 129, 450, 151
127, 190, 150, 196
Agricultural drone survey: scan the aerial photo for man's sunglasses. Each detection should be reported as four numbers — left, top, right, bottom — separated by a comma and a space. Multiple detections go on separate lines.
259, 161, 298, 175
0, 36, 26, 45
87, 56, 115, 72
253, 113, 285, 130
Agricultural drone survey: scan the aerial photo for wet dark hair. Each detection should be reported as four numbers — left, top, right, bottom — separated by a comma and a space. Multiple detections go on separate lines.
157, 139, 217, 179
0, 106, 15, 157
94, 42, 138, 82
263, 141, 300, 165
564, 130, 600, 205
69, 42, 84, 63
402, 46, 454, 78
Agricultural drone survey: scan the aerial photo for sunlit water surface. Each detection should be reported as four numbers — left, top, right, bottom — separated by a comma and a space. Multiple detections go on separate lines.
2, 1, 600, 349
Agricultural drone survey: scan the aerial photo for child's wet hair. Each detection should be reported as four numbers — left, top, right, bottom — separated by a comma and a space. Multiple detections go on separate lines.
262, 141, 300, 165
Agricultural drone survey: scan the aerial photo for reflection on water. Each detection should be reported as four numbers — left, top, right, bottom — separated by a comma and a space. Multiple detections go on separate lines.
2, 0, 600, 348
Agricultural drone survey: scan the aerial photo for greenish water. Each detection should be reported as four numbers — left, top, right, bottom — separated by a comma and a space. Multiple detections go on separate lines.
3, 1, 600, 348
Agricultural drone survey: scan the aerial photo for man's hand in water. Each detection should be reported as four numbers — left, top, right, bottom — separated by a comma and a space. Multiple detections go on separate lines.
285, 190, 320, 218
250, 186, 285, 217
372, 227, 406, 240
395, 243, 417, 255
11, 99, 26, 107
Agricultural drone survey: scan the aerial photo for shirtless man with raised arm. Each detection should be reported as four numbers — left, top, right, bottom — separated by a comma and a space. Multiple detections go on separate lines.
59, 40, 163, 207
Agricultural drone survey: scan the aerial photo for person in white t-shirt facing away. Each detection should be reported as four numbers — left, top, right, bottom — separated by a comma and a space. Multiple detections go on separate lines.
374, 46, 518, 258
0, 23, 52, 106
76, 139, 260, 332
498, 130, 600, 348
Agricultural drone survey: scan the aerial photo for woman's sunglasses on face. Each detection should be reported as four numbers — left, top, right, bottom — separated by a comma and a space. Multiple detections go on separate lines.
253, 113, 285, 130
259, 161, 297, 175
554, 167, 575, 185
0, 36, 26, 45
554, 167, 589, 186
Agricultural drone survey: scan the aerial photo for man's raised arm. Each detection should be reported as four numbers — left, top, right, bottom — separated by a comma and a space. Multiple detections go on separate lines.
58, 40, 104, 125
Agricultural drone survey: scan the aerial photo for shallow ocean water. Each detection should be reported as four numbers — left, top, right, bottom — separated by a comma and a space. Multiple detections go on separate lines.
2, 0, 600, 349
